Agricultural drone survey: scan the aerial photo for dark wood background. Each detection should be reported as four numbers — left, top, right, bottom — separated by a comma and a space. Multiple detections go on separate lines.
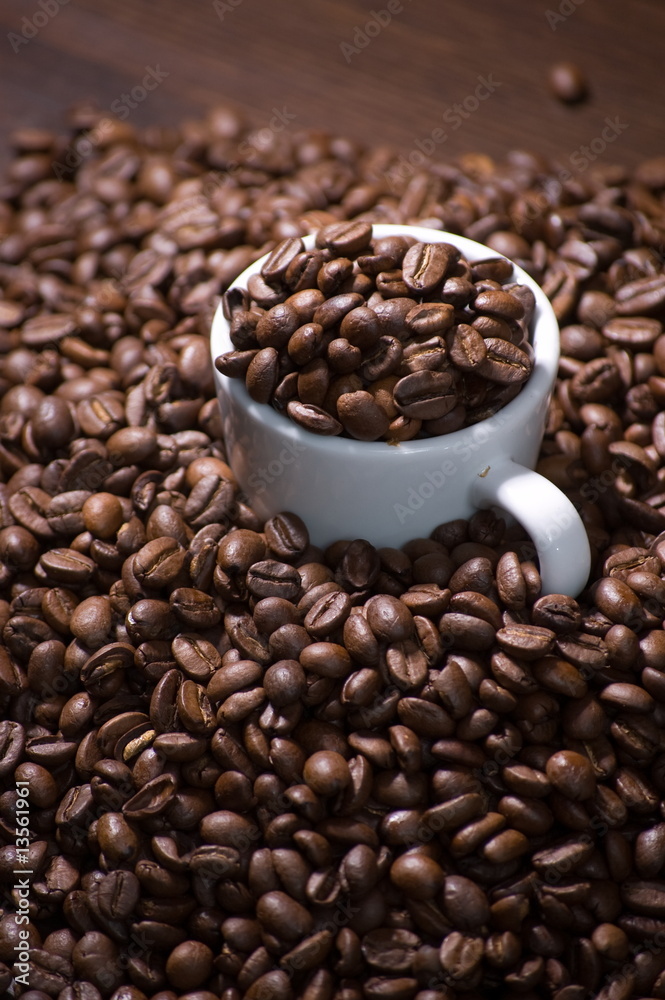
0, 0, 662, 170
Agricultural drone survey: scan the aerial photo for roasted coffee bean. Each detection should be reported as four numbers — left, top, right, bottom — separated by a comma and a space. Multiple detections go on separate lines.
531, 593, 582, 633
336, 391, 390, 440
339, 306, 381, 351
385, 640, 428, 690
246, 347, 279, 403
316, 221, 373, 256
255, 889, 313, 942
447, 324, 487, 371
401, 335, 447, 374
478, 338, 532, 384
402, 242, 457, 294
620, 880, 665, 916
300, 641, 352, 678
546, 750, 597, 801
548, 61, 589, 103
246, 560, 301, 601
97, 870, 140, 921
303, 750, 350, 796
264, 512, 309, 562
304, 590, 351, 638
442, 875, 490, 929
287, 323, 325, 366
474, 289, 525, 321
365, 594, 414, 642
286, 400, 342, 435
439, 931, 484, 981
165, 940, 215, 991
393, 370, 457, 420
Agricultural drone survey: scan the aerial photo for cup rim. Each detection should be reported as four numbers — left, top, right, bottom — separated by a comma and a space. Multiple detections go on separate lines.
210, 224, 559, 455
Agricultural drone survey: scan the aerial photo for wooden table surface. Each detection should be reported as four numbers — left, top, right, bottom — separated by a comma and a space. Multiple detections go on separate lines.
0, 0, 662, 172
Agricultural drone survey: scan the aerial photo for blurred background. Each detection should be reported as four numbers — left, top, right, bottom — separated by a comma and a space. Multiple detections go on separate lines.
0, 0, 661, 169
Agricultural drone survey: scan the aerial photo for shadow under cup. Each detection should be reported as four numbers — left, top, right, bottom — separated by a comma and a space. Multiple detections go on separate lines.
211, 225, 591, 597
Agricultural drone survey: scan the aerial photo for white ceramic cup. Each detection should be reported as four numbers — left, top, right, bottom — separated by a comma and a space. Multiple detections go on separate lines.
210, 224, 591, 597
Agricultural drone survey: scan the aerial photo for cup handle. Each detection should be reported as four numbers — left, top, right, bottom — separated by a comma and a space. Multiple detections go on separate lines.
469, 457, 591, 597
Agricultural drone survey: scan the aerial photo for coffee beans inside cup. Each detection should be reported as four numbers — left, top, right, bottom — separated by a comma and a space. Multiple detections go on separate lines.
215, 223, 535, 440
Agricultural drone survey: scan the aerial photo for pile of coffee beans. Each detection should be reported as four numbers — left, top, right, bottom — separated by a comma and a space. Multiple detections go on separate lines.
1, 104, 665, 1000
215, 225, 535, 440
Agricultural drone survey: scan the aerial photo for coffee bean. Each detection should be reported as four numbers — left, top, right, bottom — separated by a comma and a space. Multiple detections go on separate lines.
313, 293, 365, 332
620, 880, 665, 917
546, 750, 597, 801
616, 274, 665, 315
300, 641, 352, 678
389, 853, 444, 900
592, 577, 644, 626
393, 370, 457, 420
339, 306, 381, 351
439, 611, 496, 650
478, 338, 532, 384
365, 594, 413, 643
81, 492, 124, 540
531, 593, 583, 633
262, 237, 305, 287
439, 931, 484, 981
303, 750, 350, 796
304, 590, 351, 638
39, 548, 96, 586
256, 890, 313, 942
532, 656, 587, 698
635, 823, 665, 878
97, 870, 140, 921
286, 400, 342, 435
316, 221, 373, 256
447, 324, 487, 371
246, 560, 301, 601
97, 812, 139, 863
496, 623, 555, 659
246, 347, 279, 403
549, 62, 589, 103
165, 940, 214, 991
474, 289, 525, 321
385, 640, 428, 690
442, 875, 490, 930
402, 242, 457, 295
262, 659, 306, 707
591, 923, 629, 962
336, 390, 390, 440
599, 682, 654, 714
